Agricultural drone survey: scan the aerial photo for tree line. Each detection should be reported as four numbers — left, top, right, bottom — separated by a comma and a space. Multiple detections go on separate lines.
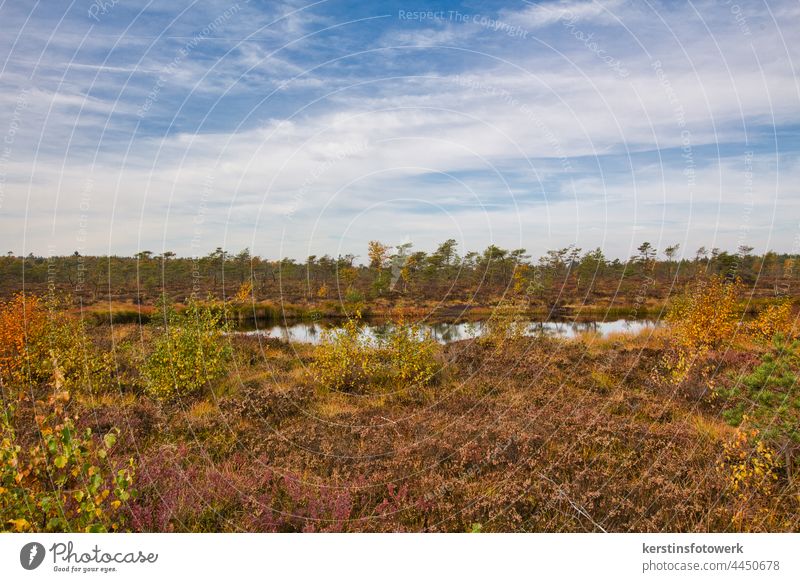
1, 240, 797, 307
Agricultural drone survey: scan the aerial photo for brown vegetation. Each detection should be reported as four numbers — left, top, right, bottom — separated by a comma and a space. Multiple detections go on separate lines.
1, 273, 799, 533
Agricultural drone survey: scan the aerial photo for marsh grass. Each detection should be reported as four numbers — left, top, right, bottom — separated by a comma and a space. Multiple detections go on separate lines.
3, 292, 800, 533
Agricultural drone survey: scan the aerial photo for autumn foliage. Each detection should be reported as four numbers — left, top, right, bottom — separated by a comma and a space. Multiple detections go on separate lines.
0, 293, 46, 385
667, 276, 742, 352
311, 315, 440, 394
144, 299, 231, 401
1, 294, 134, 532
1, 281, 799, 533
1, 391, 134, 532
748, 299, 797, 340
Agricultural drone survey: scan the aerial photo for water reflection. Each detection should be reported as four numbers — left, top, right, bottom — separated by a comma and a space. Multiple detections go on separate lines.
238, 318, 660, 345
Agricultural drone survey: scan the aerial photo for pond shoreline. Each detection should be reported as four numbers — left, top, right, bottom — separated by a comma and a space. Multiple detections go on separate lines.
233, 317, 662, 344
75, 299, 678, 326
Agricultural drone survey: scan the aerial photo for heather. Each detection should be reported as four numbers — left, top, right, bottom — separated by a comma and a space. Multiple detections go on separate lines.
1, 276, 799, 533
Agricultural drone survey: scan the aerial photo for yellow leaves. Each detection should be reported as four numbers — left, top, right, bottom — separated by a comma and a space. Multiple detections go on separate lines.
747, 300, 796, 341
661, 276, 744, 385
2, 403, 134, 532
144, 299, 231, 400
312, 317, 373, 391
667, 276, 741, 352
1, 292, 114, 394
233, 281, 254, 304
385, 321, 438, 387
1, 306, 135, 534
312, 317, 440, 393
367, 240, 390, 269
512, 265, 529, 295
8, 518, 30, 532
93, 489, 110, 505
719, 427, 780, 506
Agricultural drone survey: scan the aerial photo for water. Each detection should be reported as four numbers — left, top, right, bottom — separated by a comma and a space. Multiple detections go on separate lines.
237, 318, 660, 344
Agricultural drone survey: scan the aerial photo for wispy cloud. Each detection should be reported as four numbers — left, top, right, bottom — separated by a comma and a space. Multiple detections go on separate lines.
0, 0, 798, 260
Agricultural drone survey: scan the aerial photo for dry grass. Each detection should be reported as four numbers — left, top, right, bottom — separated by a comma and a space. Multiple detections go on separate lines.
8, 318, 800, 532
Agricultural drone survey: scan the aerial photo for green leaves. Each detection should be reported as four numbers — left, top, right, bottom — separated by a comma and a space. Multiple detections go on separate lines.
61, 425, 73, 445
312, 316, 440, 394
144, 298, 231, 401
1, 394, 136, 533
103, 432, 117, 450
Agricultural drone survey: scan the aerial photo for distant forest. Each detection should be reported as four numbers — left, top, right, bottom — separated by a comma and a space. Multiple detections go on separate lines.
2, 240, 797, 309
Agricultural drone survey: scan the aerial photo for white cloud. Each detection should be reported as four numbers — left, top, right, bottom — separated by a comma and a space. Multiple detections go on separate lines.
507, 0, 626, 29
1, 0, 799, 260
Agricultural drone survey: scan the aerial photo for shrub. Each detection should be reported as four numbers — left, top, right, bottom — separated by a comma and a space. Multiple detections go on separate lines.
312, 316, 377, 392
0, 293, 46, 385
0, 391, 135, 532
662, 276, 742, 383
719, 428, 779, 500
345, 289, 365, 304
144, 299, 231, 401
0, 293, 113, 394
667, 276, 741, 352
312, 316, 440, 393
718, 427, 782, 530
40, 308, 115, 395
748, 300, 796, 341
384, 320, 439, 387
480, 299, 529, 348
232, 281, 253, 304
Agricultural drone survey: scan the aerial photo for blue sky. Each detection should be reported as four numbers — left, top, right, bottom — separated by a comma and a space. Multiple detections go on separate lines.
1, 0, 798, 261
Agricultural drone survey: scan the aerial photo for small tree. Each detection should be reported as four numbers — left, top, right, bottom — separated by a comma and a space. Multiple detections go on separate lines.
480, 299, 529, 349
0, 293, 113, 394
312, 316, 376, 392
748, 300, 796, 341
144, 299, 231, 401
667, 276, 741, 353
637, 241, 656, 263
312, 315, 440, 393
367, 241, 390, 270
664, 244, 680, 279
0, 293, 46, 386
662, 276, 742, 383
384, 320, 439, 387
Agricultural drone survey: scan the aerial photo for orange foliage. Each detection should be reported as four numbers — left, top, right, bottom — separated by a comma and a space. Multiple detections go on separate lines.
0, 293, 46, 385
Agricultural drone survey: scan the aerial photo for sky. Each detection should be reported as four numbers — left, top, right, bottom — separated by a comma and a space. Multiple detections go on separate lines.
0, 0, 798, 262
